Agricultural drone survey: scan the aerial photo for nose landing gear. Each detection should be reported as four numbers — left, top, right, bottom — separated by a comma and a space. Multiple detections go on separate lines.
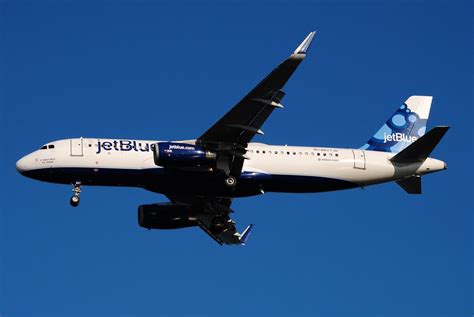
70, 182, 81, 207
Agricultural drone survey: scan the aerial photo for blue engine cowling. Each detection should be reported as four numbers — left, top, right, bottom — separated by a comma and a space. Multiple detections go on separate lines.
151, 142, 216, 167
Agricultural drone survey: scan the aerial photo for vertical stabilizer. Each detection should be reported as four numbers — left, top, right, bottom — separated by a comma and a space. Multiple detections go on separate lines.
361, 96, 432, 153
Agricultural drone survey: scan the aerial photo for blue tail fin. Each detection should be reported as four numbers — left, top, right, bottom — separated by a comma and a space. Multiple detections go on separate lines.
361, 96, 432, 153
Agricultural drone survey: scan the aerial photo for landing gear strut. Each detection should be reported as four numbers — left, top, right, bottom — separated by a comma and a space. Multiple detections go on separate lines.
70, 182, 81, 207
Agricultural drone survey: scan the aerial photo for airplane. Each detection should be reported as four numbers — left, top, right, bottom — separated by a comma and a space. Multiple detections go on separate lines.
16, 31, 449, 245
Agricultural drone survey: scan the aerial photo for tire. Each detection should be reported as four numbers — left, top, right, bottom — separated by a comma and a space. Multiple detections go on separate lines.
70, 195, 80, 207
224, 176, 237, 188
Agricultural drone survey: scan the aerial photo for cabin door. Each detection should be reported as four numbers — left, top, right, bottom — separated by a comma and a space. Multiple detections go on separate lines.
352, 149, 366, 169
70, 138, 84, 156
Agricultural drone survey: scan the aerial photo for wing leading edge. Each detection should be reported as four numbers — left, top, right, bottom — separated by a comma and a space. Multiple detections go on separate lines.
198, 31, 316, 147
166, 195, 254, 245
197, 31, 316, 178
197, 215, 254, 246
161, 32, 316, 245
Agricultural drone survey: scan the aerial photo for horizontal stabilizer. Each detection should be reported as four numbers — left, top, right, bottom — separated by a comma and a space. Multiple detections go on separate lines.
390, 126, 449, 163
396, 175, 422, 194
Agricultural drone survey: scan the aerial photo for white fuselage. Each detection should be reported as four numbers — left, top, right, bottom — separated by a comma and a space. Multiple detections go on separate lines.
16, 138, 447, 197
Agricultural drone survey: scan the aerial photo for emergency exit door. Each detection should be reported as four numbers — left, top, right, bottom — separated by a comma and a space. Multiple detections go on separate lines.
352, 149, 366, 169
70, 138, 83, 156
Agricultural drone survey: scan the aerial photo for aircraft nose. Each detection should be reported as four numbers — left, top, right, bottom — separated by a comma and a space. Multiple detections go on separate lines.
16, 155, 32, 174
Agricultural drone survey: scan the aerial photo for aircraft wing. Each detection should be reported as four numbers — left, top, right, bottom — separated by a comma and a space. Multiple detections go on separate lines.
166, 195, 253, 245
197, 213, 254, 246
197, 31, 316, 177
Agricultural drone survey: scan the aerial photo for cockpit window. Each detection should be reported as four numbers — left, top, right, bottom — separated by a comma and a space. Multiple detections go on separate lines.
39, 144, 54, 150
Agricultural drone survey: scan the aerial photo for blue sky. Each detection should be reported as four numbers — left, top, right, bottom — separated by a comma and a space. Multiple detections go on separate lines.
1, 1, 472, 316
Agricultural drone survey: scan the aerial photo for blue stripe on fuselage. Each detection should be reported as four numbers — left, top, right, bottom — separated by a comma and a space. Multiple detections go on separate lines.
20, 167, 359, 197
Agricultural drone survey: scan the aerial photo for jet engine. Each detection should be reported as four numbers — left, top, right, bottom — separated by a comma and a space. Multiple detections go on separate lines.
137, 203, 198, 229
151, 142, 216, 167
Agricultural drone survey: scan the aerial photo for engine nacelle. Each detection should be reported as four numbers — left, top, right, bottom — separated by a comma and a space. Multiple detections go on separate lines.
137, 203, 198, 229
151, 142, 216, 167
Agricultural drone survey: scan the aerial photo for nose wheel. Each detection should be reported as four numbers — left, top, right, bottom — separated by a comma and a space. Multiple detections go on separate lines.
70, 195, 80, 207
70, 182, 81, 207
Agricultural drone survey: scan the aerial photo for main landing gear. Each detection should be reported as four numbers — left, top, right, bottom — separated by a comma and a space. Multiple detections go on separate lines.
224, 175, 237, 188
70, 182, 81, 207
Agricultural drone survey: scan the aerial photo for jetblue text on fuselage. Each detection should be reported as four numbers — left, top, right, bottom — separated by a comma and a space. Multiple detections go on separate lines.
96, 140, 151, 154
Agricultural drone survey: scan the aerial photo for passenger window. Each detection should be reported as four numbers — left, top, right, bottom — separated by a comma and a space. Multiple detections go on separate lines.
335, 153, 339, 157
256, 150, 260, 153
262, 151, 266, 154
274, 151, 278, 154
323, 153, 326, 156
317, 153, 320, 156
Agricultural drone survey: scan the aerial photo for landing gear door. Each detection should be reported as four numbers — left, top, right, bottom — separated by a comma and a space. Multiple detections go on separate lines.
352, 149, 365, 169
70, 138, 84, 156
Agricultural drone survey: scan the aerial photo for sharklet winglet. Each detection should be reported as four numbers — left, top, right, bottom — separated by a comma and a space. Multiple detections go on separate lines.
293, 31, 316, 55
239, 224, 254, 245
